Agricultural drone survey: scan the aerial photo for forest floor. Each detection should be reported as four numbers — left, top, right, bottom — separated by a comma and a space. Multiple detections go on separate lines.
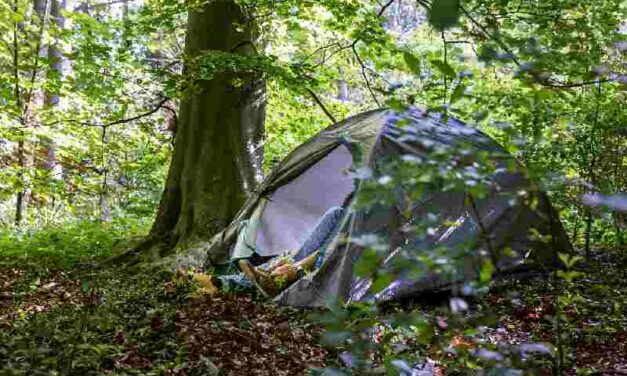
1, 244, 626, 375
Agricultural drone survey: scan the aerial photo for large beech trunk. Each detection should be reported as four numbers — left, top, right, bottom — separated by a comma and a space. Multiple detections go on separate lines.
150, 0, 266, 253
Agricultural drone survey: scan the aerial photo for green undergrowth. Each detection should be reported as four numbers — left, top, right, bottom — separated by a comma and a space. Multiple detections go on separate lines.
0, 218, 151, 269
0, 264, 193, 375
0, 222, 325, 375
0, 219, 184, 374
1, 222, 625, 375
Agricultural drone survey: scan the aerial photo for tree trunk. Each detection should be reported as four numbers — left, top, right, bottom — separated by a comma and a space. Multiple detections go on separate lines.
46, 0, 66, 107
99, 125, 112, 222
42, 0, 66, 192
14, 0, 49, 226
149, 0, 266, 254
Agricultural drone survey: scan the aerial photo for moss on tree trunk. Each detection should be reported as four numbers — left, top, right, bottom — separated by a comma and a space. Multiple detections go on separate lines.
148, 0, 266, 258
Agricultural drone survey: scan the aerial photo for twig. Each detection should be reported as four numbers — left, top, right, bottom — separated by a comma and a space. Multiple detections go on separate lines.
305, 88, 337, 123
584, 81, 602, 257
12, 0, 21, 114
300, 0, 397, 71
0, 38, 13, 54
91, 0, 134, 8
299, 42, 342, 65
536, 78, 615, 89
12, 0, 24, 228
352, 45, 381, 107
43, 98, 171, 128
458, 4, 521, 66
377, 0, 397, 17
230, 40, 258, 54
441, 29, 448, 108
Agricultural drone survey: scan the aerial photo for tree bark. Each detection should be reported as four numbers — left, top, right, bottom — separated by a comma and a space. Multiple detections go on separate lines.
46, 0, 66, 107
40, 0, 66, 188
149, 0, 266, 254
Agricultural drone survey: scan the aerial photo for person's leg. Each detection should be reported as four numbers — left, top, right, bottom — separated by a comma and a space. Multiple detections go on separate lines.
237, 207, 344, 297
239, 251, 320, 297
269, 251, 319, 278
217, 273, 254, 291
293, 206, 344, 261
238, 259, 278, 297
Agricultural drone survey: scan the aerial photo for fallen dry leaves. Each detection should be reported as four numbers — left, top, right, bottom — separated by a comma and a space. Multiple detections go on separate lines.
174, 293, 327, 375
2, 265, 625, 375
0, 268, 85, 327
485, 291, 627, 374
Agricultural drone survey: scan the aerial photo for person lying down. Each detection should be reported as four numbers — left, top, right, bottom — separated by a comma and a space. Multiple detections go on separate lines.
206, 206, 345, 298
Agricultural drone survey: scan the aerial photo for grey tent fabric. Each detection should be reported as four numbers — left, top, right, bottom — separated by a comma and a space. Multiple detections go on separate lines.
207, 107, 571, 307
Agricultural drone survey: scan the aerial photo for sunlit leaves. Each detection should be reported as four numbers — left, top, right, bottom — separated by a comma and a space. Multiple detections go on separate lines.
450, 82, 466, 103
479, 260, 494, 284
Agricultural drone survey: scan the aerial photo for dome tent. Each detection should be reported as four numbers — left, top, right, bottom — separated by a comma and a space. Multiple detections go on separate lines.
206, 107, 571, 307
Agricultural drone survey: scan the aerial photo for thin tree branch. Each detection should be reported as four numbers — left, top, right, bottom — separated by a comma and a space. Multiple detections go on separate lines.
377, 0, 396, 17
91, 0, 135, 8
352, 45, 381, 107
458, 4, 521, 66
299, 42, 342, 65
12, 0, 21, 114
0, 38, 13, 54
230, 40, 258, 54
468, 193, 501, 275
43, 98, 171, 128
161, 103, 177, 122
300, 0, 397, 67
535, 78, 615, 89
305, 88, 337, 123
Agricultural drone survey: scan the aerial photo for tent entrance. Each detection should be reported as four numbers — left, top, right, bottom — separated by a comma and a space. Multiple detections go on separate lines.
236, 144, 354, 258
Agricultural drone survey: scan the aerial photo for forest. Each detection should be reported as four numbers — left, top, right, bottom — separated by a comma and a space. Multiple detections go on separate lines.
0, 0, 626, 374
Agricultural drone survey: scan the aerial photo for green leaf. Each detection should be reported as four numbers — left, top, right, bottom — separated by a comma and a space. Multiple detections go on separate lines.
430, 59, 456, 78
370, 273, 393, 293
413, 320, 434, 343
403, 52, 421, 76
473, 110, 489, 122
450, 83, 466, 103
428, 0, 460, 30
354, 248, 380, 277
11, 10, 24, 22
479, 260, 494, 283
558, 253, 583, 269
386, 98, 409, 112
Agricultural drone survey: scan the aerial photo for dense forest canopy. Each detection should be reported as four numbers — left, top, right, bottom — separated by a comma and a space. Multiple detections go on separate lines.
1, 0, 624, 234
0, 0, 626, 373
